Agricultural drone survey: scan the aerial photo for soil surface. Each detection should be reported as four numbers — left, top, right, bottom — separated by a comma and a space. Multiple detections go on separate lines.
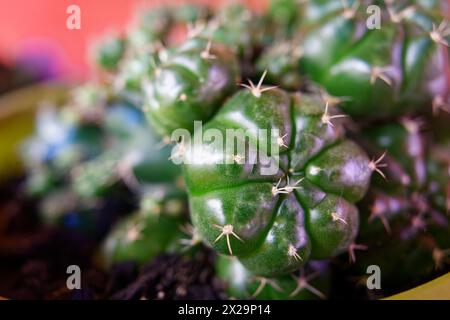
0, 177, 447, 300
0, 177, 224, 300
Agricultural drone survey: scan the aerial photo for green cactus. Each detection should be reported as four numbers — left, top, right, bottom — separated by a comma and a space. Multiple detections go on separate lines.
71, 103, 181, 199
256, 39, 303, 90
347, 120, 450, 294
261, 0, 450, 117
99, 189, 186, 267
197, 4, 268, 59
216, 255, 330, 300
21, 106, 103, 196
16, 1, 450, 299
94, 34, 126, 72
117, 6, 175, 60
172, 3, 211, 25
141, 36, 239, 137
182, 76, 375, 277
114, 52, 158, 105
267, 0, 307, 37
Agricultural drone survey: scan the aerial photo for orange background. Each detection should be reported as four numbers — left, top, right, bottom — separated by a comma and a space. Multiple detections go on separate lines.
0, 0, 265, 79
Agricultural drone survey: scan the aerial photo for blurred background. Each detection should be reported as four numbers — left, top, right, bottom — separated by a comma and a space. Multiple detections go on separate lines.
0, 0, 265, 81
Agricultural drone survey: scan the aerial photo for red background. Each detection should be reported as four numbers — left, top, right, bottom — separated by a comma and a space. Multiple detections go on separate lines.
0, 0, 265, 79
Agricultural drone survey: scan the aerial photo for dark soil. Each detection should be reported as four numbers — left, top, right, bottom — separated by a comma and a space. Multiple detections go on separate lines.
0, 177, 447, 300
0, 177, 224, 300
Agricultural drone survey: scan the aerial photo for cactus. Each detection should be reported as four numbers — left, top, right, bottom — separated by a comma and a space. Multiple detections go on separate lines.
21, 105, 103, 196
346, 120, 450, 294
114, 52, 158, 105
256, 38, 303, 90
100, 189, 187, 267
172, 3, 211, 25
112, 4, 214, 106
182, 74, 376, 277
71, 103, 181, 199
141, 36, 239, 137
21, 80, 184, 241
216, 255, 330, 300
260, 0, 450, 117
267, 0, 303, 35
197, 4, 268, 59
15, 1, 450, 299
94, 34, 126, 72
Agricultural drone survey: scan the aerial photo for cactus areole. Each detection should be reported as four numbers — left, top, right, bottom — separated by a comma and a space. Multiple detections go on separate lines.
183, 83, 376, 277
142, 37, 239, 137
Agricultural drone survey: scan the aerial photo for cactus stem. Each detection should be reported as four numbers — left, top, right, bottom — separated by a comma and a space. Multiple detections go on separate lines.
348, 243, 368, 263
368, 151, 388, 180
213, 224, 244, 256
240, 70, 278, 98
288, 244, 303, 261
251, 277, 283, 297
200, 40, 217, 60
340, 0, 360, 20
370, 67, 393, 86
430, 20, 450, 47
277, 133, 288, 148
331, 211, 348, 225
432, 95, 450, 115
321, 102, 348, 127
290, 270, 326, 299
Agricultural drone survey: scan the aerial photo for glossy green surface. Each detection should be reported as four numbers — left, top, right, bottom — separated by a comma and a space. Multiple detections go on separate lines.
256, 39, 302, 90
142, 37, 239, 137
216, 255, 330, 300
352, 121, 450, 293
199, 4, 268, 58
262, 0, 449, 117
100, 203, 184, 266
95, 35, 126, 71
100, 188, 186, 266
184, 88, 372, 277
